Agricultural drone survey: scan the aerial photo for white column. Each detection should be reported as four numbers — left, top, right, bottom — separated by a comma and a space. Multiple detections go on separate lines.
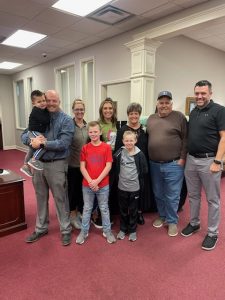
125, 38, 161, 115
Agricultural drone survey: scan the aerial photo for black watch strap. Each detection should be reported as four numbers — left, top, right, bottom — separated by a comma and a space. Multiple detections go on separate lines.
213, 159, 221, 165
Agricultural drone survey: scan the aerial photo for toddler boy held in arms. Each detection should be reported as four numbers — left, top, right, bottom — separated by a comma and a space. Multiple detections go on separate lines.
20, 90, 50, 177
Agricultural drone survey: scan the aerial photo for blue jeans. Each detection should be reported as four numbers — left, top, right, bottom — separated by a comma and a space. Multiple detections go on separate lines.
81, 185, 111, 234
149, 160, 184, 224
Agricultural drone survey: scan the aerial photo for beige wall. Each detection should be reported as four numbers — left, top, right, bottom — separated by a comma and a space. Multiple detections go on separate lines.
155, 35, 225, 112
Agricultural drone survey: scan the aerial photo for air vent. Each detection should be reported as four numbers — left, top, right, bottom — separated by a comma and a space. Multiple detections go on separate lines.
88, 5, 133, 25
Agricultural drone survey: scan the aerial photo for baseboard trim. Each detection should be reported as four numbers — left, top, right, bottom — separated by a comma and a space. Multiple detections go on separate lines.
16, 146, 27, 152
3, 146, 27, 153
3, 145, 17, 150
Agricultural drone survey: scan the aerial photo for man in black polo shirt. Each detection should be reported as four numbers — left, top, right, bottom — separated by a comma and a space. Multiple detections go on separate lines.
181, 80, 225, 250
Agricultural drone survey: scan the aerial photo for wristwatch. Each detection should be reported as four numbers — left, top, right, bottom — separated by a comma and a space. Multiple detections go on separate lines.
213, 159, 222, 165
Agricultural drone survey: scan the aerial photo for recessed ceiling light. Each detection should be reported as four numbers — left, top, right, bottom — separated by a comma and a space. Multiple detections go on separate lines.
52, 0, 111, 17
1, 30, 46, 48
0, 61, 22, 70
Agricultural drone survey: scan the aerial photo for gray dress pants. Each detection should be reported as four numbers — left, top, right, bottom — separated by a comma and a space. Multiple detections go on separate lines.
185, 154, 221, 236
32, 159, 71, 234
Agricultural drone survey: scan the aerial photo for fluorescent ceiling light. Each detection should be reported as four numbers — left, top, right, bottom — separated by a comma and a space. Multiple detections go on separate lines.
52, 0, 111, 16
2, 30, 46, 48
0, 61, 22, 70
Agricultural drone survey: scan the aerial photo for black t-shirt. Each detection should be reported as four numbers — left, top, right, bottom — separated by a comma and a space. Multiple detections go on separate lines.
28, 106, 50, 132
188, 100, 225, 153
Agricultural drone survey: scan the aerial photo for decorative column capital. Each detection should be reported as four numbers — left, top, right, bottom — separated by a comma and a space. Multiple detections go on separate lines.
125, 37, 162, 115
125, 37, 162, 53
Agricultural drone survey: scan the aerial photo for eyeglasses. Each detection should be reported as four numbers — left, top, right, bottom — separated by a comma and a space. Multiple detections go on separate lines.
73, 108, 84, 112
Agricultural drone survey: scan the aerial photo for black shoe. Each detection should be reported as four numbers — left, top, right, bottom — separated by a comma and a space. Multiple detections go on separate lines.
202, 235, 218, 251
61, 233, 71, 246
181, 223, 200, 237
137, 212, 145, 225
25, 231, 48, 243
91, 216, 103, 229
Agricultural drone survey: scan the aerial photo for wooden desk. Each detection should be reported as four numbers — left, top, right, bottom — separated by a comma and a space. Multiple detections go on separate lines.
0, 170, 27, 237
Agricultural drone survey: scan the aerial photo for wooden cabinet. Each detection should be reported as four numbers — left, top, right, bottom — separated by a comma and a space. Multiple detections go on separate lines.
0, 170, 27, 237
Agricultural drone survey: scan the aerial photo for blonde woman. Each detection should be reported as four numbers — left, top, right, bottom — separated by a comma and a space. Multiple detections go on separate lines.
67, 99, 88, 229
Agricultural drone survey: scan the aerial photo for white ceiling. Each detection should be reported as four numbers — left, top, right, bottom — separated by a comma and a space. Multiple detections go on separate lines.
0, 0, 225, 75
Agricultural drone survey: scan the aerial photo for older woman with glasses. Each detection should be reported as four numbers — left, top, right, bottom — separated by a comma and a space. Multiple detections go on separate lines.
67, 99, 89, 229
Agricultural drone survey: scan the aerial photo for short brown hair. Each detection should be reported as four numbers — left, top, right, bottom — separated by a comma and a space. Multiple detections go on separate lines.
127, 102, 142, 115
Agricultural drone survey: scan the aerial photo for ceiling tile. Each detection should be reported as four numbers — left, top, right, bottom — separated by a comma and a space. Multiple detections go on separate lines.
141, 2, 182, 19
21, 20, 61, 35
0, 0, 46, 19
112, 0, 169, 15
53, 29, 88, 43
172, 0, 208, 9
0, 11, 28, 28
30, 0, 56, 6
96, 27, 124, 39
70, 19, 110, 35
115, 15, 150, 31
39, 37, 74, 48
34, 8, 81, 27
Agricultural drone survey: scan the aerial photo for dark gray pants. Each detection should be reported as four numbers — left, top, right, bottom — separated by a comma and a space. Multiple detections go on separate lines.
185, 154, 221, 236
32, 159, 71, 234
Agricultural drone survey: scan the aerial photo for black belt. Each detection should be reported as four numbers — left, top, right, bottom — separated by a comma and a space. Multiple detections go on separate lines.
40, 158, 65, 163
189, 152, 215, 158
151, 157, 180, 164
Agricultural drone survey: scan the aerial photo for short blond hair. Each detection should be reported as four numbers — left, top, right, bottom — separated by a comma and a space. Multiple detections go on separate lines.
72, 99, 85, 110
123, 130, 137, 140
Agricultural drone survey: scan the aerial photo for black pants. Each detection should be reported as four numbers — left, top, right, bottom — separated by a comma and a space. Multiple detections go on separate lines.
118, 189, 139, 233
67, 166, 83, 213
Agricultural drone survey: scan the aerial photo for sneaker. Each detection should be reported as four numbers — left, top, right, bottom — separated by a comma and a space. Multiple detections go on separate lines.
117, 231, 126, 240
168, 224, 178, 237
153, 217, 165, 228
202, 235, 218, 251
61, 233, 71, 246
70, 216, 81, 230
28, 159, 43, 171
137, 212, 145, 225
91, 215, 103, 229
129, 232, 137, 242
103, 231, 116, 244
20, 165, 33, 177
25, 231, 48, 243
76, 231, 88, 245
181, 223, 200, 237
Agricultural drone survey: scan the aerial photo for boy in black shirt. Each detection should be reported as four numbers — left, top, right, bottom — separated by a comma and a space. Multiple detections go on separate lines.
20, 90, 50, 177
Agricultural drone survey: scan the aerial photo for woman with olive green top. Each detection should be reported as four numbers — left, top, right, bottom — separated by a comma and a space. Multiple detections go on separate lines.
91, 98, 118, 228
